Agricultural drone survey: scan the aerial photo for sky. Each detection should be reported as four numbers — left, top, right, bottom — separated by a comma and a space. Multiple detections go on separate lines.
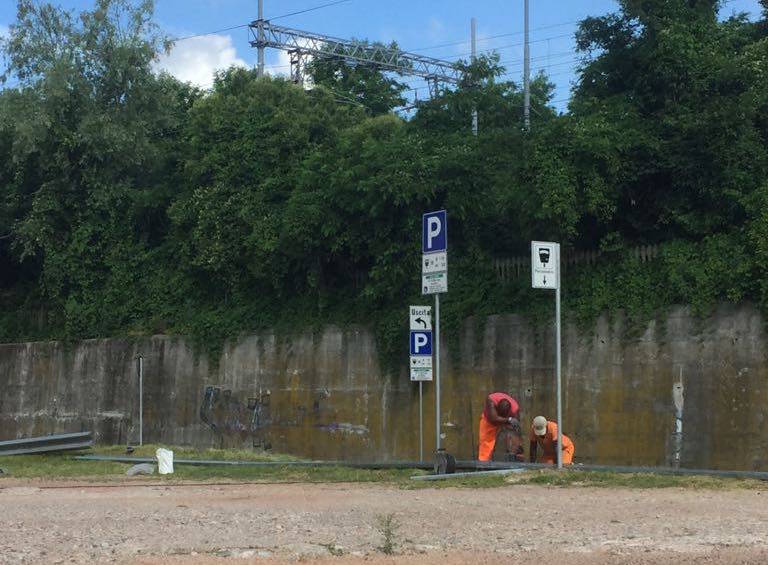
0, 0, 764, 111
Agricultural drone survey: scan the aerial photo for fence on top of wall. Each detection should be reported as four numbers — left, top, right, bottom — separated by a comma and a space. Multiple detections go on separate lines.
493, 244, 661, 283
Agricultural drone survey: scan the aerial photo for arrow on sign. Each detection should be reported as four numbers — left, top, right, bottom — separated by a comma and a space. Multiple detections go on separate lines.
544, 276, 547, 285
415, 317, 427, 328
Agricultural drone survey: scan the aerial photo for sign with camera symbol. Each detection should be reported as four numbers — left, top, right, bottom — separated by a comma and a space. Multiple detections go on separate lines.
531, 241, 559, 290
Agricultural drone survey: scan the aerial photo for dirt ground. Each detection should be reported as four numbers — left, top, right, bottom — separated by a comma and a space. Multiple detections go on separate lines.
2, 479, 768, 564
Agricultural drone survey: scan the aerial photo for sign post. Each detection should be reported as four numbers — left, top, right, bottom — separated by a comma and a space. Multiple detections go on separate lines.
422, 210, 447, 452
531, 241, 562, 469
409, 305, 432, 461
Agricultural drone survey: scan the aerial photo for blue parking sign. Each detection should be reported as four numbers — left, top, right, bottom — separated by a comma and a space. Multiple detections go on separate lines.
422, 210, 447, 254
410, 331, 433, 356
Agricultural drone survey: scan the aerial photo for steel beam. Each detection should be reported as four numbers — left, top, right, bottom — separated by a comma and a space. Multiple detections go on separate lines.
0, 432, 93, 456
248, 21, 462, 87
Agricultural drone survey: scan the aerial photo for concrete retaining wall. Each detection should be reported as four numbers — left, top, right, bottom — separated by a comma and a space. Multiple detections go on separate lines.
1, 304, 766, 469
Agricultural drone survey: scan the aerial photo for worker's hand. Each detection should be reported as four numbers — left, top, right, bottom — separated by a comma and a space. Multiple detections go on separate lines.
506, 417, 521, 435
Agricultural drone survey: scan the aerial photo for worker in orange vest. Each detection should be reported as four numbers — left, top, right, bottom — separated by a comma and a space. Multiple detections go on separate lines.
529, 416, 574, 465
478, 392, 523, 462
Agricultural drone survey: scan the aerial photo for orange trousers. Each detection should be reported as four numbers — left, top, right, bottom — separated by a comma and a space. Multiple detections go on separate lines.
541, 437, 575, 465
478, 415, 522, 461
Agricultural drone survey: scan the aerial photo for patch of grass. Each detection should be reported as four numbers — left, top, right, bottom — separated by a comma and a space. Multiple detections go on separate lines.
507, 469, 767, 490
2, 448, 764, 491
375, 513, 400, 555
0, 454, 126, 479
0, 445, 424, 483
319, 542, 344, 557
169, 465, 419, 483
97, 444, 300, 462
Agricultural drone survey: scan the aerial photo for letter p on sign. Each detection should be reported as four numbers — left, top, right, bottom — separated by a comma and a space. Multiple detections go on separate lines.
410, 331, 433, 356
422, 210, 447, 254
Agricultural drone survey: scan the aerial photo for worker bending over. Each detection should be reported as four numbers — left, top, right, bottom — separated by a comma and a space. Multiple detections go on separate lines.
478, 392, 523, 462
529, 415, 574, 465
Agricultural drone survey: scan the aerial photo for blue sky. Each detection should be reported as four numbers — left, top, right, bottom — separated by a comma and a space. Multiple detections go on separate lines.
1, 0, 764, 110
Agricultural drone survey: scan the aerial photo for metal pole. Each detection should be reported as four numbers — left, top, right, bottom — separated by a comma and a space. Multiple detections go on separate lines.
257, 0, 265, 77
435, 293, 441, 451
419, 382, 423, 461
555, 245, 562, 469
523, 0, 531, 131
471, 17, 478, 137
138, 355, 144, 446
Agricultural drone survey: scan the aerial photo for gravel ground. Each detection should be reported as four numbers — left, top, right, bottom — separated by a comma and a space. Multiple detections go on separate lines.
1, 479, 767, 564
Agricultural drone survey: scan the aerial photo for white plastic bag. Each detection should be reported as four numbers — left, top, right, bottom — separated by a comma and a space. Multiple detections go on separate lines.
156, 448, 174, 475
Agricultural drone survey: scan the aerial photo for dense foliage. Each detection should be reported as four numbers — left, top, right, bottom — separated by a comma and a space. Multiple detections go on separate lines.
2, 0, 768, 364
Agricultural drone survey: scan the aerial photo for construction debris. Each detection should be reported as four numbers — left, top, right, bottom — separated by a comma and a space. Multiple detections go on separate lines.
125, 463, 155, 476
156, 448, 174, 475
0, 432, 93, 456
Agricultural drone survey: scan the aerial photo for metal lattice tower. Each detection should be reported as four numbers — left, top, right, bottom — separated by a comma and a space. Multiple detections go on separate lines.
249, 20, 462, 93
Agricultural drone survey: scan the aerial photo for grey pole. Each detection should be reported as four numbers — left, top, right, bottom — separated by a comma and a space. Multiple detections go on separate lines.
257, 0, 265, 77
523, 0, 531, 131
419, 382, 423, 461
555, 245, 562, 469
471, 17, 478, 137
138, 355, 144, 447
435, 293, 441, 451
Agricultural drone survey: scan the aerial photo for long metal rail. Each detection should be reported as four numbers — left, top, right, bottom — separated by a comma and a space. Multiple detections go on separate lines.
0, 432, 93, 456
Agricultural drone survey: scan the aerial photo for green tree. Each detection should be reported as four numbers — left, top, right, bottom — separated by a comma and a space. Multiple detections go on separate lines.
305, 40, 408, 115
0, 0, 193, 337
170, 69, 365, 307
411, 54, 557, 134
571, 0, 768, 241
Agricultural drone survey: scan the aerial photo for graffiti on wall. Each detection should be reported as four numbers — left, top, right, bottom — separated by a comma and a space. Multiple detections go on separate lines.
199, 386, 272, 449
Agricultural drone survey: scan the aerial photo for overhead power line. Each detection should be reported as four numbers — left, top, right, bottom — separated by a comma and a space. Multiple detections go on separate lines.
172, 0, 353, 43
435, 32, 575, 61
271, 0, 354, 21
172, 24, 249, 43
410, 20, 580, 53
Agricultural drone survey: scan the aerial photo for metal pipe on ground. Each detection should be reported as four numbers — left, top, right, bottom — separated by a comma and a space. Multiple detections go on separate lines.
453, 461, 768, 481
74, 455, 435, 470
74, 455, 768, 481
412, 469, 526, 481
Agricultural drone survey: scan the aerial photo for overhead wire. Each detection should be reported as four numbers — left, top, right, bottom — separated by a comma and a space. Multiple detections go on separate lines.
164, 4, 587, 108
270, 0, 354, 21
171, 0, 354, 43
409, 20, 581, 53
172, 24, 249, 43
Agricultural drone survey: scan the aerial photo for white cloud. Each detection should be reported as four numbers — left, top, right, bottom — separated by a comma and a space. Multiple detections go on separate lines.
264, 49, 292, 78
155, 34, 247, 89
